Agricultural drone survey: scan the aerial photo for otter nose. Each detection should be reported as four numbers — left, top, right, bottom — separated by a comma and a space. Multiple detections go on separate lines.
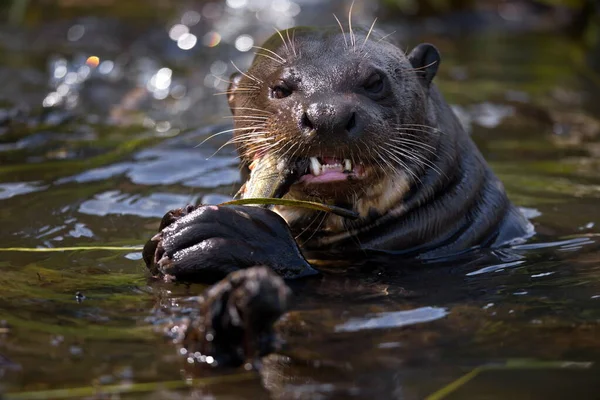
300, 102, 359, 138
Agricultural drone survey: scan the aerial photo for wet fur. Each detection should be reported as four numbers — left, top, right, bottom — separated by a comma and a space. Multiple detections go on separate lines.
227, 26, 532, 257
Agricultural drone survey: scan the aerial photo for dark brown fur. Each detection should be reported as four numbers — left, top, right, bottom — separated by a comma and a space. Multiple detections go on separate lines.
226, 27, 532, 256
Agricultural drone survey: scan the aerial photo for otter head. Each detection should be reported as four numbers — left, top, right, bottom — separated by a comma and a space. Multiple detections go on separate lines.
227, 27, 442, 230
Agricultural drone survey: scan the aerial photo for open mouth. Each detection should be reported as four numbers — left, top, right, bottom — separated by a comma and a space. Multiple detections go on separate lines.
299, 156, 364, 184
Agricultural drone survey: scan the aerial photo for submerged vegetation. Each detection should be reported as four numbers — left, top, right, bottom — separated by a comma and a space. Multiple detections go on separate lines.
0, 0, 598, 398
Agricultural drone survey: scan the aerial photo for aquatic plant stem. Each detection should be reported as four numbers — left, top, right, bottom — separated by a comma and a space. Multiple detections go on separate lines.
221, 198, 359, 219
425, 360, 593, 400
0, 246, 143, 252
5, 372, 257, 400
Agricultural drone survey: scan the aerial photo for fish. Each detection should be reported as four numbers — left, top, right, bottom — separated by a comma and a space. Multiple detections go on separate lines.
241, 153, 309, 205
235, 154, 359, 219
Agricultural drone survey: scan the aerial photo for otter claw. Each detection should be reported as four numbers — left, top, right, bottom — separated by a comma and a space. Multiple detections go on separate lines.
158, 254, 174, 270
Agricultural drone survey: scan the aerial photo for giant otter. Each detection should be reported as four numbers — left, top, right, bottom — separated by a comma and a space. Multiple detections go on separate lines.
143, 26, 532, 281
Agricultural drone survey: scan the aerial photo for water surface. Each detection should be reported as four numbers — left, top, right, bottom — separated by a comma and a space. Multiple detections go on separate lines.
0, 1, 599, 399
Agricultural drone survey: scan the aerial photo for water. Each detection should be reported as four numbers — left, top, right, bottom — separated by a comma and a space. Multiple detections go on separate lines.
0, 1, 599, 399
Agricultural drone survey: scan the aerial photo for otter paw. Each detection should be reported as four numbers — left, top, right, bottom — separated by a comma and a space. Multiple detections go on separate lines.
145, 205, 315, 282
179, 266, 291, 367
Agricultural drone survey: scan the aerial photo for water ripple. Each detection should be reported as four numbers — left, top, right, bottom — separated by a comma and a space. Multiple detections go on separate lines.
334, 306, 448, 333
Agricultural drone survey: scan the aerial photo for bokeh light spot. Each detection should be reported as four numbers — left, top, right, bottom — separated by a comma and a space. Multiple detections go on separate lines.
86, 56, 100, 68
210, 60, 228, 76
67, 24, 85, 41
169, 24, 189, 41
226, 0, 247, 9
177, 33, 198, 50
181, 10, 201, 26
203, 32, 221, 48
98, 60, 114, 75
235, 34, 254, 52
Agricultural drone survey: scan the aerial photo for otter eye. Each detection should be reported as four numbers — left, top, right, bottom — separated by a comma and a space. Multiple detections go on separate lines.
364, 74, 384, 94
271, 84, 292, 99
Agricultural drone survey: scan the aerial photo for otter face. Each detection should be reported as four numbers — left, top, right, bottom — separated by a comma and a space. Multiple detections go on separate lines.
227, 27, 441, 213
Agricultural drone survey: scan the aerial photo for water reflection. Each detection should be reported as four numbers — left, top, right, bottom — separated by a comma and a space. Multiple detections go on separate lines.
0, 182, 48, 200
335, 306, 449, 332
0, 0, 599, 398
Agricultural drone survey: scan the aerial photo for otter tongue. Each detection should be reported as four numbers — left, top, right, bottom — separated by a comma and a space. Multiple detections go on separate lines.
242, 154, 309, 206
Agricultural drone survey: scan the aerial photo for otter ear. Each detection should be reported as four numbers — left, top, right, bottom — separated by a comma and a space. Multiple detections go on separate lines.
227, 72, 242, 112
407, 43, 440, 86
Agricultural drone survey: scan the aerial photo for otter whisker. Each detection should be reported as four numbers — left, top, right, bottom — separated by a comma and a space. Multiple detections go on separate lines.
226, 120, 269, 125
227, 121, 269, 126
295, 210, 324, 241
333, 13, 349, 49
246, 138, 283, 154
276, 141, 300, 160
220, 138, 270, 155
361, 18, 378, 50
376, 31, 396, 44
231, 61, 263, 84
225, 135, 271, 145
252, 45, 286, 63
196, 126, 265, 147
391, 132, 453, 159
225, 115, 270, 121
285, 29, 297, 57
242, 143, 283, 160
348, 1, 356, 52
218, 131, 270, 147
212, 76, 261, 92
226, 134, 271, 146
402, 60, 439, 72
389, 139, 445, 162
291, 28, 299, 57
230, 107, 273, 115
392, 126, 442, 136
214, 89, 257, 96
389, 137, 437, 152
388, 140, 437, 161
253, 51, 285, 65
370, 143, 388, 175
396, 123, 442, 131
273, 27, 291, 55
375, 145, 401, 173
387, 144, 446, 178
388, 145, 435, 168
211, 74, 246, 87
380, 146, 422, 184
359, 138, 385, 182
297, 211, 328, 247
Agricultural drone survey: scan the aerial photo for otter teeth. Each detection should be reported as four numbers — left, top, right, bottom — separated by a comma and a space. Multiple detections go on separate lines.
344, 159, 352, 172
310, 157, 322, 176
308, 157, 353, 176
